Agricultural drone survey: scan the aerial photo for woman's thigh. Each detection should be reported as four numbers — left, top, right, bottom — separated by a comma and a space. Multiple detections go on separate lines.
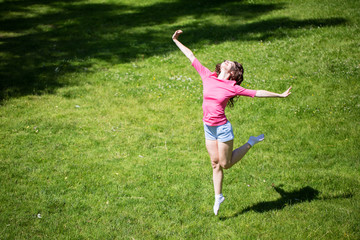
205, 139, 234, 165
205, 139, 219, 163
217, 140, 234, 166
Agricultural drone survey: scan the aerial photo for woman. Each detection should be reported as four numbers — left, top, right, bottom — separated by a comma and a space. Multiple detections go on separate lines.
172, 30, 292, 215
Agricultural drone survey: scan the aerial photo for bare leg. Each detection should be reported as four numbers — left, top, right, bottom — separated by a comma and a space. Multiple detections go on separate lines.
205, 135, 264, 215
206, 139, 252, 195
213, 163, 223, 195
219, 134, 265, 169
218, 141, 251, 169
205, 140, 223, 195
205, 140, 228, 215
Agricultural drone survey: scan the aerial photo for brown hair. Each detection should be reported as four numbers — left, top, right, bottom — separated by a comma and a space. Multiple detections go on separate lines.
215, 61, 244, 107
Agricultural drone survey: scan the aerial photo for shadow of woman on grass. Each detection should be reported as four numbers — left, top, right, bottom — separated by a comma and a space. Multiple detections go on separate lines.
220, 185, 353, 220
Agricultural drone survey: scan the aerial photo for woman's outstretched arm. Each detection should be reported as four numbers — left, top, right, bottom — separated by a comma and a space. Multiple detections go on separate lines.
172, 30, 195, 63
255, 86, 292, 98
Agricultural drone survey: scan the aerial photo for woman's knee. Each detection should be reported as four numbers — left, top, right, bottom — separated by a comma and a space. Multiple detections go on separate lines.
211, 158, 220, 169
217, 140, 233, 169
219, 158, 231, 169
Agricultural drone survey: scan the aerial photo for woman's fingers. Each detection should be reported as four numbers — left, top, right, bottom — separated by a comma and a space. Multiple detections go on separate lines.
288, 86, 292, 96
172, 30, 183, 39
285, 86, 292, 96
281, 86, 292, 97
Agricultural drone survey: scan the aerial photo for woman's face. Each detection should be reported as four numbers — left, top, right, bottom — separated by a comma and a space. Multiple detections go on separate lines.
221, 60, 236, 73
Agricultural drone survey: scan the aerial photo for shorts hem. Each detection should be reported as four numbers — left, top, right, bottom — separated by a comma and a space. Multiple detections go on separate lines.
217, 137, 234, 143
204, 121, 234, 142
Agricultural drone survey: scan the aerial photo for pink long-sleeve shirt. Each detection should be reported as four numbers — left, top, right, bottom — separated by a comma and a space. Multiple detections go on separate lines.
192, 58, 256, 126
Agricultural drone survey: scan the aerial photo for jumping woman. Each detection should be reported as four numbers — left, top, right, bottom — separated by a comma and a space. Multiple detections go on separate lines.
172, 30, 292, 215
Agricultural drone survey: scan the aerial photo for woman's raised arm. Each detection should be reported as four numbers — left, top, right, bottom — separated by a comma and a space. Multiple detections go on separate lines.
172, 30, 195, 63
255, 86, 292, 98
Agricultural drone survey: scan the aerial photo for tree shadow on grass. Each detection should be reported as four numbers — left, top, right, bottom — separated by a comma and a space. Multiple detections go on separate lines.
0, 0, 347, 100
220, 185, 353, 220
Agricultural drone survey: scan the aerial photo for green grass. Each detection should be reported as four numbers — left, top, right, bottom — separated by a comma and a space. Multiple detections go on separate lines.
0, 0, 359, 239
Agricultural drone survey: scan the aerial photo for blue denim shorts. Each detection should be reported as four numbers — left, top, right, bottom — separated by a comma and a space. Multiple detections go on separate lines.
204, 121, 234, 142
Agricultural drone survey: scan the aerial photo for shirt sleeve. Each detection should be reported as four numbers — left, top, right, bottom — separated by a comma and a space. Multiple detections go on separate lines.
191, 58, 212, 80
234, 85, 257, 98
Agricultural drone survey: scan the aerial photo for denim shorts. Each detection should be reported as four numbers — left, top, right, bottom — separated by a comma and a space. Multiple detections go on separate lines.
204, 121, 234, 142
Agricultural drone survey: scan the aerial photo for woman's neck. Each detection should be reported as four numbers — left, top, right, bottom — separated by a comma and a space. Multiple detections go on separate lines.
218, 71, 231, 80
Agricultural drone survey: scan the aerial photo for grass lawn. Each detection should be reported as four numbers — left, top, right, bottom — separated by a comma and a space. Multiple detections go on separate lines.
0, 0, 359, 239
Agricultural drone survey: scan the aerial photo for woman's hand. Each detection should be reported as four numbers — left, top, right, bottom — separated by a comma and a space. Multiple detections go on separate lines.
172, 30, 183, 40
255, 86, 292, 98
280, 86, 292, 98
172, 29, 195, 62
